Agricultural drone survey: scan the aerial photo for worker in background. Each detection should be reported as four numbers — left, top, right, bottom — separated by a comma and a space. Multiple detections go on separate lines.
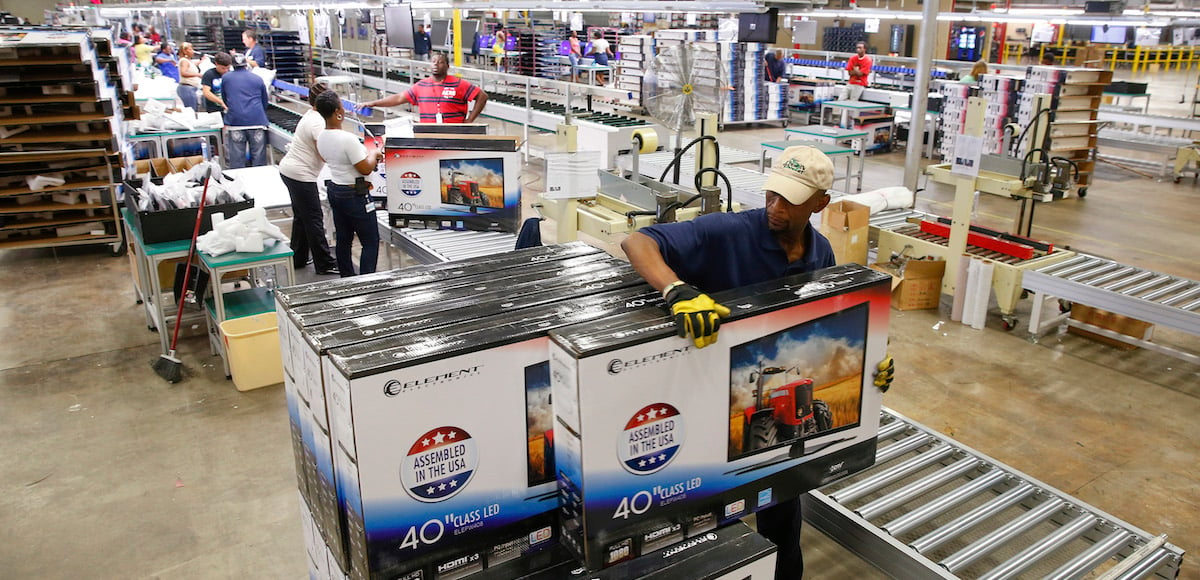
221, 54, 269, 168
846, 41, 871, 100
589, 30, 612, 85
177, 42, 202, 110
153, 42, 179, 83
960, 59, 988, 84
133, 35, 154, 67
765, 48, 787, 83
278, 82, 338, 277
242, 28, 265, 69
147, 25, 161, 44
414, 24, 432, 61
621, 145, 895, 580
360, 53, 488, 123
315, 90, 382, 277
492, 25, 508, 72
567, 30, 582, 83
201, 52, 231, 114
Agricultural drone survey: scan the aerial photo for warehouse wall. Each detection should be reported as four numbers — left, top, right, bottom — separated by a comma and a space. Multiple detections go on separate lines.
1, 0, 59, 24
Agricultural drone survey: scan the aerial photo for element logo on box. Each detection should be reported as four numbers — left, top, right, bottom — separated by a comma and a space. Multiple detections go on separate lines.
400, 426, 478, 502
398, 171, 422, 197
383, 366, 482, 397
605, 346, 691, 375
617, 403, 683, 475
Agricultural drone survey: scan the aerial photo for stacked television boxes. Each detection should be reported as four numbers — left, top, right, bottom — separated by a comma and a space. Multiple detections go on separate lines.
935, 81, 971, 161
979, 75, 1024, 155
1015, 66, 1063, 159
277, 242, 668, 579
277, 243, 612, 576
550, 264, 893, 569
724, 42, 788, 125
616, 35, 653, 107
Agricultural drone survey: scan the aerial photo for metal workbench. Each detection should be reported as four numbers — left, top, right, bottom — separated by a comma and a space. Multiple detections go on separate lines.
805, 408, 1185, 579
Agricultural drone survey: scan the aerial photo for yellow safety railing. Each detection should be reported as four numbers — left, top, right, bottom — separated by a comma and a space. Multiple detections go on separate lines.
1001, 44, 1200, 72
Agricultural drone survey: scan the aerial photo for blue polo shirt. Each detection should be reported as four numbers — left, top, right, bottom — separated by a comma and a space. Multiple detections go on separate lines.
638, 208, 835, 293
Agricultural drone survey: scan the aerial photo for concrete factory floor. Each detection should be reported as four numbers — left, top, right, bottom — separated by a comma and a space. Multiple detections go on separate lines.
2, 77, 1200, 578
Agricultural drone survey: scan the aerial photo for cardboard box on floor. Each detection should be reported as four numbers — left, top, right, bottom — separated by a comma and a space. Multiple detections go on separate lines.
820, 200, 870, 266
869, 259, 946, 311
1069, 304, 1154, 351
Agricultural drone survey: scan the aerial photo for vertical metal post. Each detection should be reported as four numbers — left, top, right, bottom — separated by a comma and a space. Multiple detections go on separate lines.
903, 0, 942, 192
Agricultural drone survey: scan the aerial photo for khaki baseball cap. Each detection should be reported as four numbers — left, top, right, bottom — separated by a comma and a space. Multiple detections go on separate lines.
763, 146, 834, 205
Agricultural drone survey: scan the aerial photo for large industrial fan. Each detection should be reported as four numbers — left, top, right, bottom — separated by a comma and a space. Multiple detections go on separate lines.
642, 42, 729, 189
643, 43, 728, 139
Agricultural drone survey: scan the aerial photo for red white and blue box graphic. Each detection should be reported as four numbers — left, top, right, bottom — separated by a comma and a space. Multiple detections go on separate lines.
549, 264, 892, 570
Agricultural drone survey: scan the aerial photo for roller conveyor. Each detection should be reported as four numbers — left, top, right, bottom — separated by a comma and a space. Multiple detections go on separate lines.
1024, 253, 1200, 363
803, 408, 1184, 580
376, 215, 517, 265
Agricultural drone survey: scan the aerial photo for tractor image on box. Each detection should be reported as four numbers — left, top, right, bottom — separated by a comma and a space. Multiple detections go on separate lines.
743, 366, 832, 452
446, 171, 490, 209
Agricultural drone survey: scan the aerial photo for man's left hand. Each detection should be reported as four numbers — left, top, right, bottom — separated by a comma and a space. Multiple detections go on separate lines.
873, 354, 895, 392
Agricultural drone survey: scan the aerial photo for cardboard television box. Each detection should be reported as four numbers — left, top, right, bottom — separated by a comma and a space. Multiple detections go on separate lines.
819, 200, 870, 266
286, 260, 640, 575
276, 242, 603, 384
385, 135, 521, 232
549, 264, 891, 570
321, 285, 663, 580
869, 259, 946, 311
274, 243, 605, 573
479, 521, 776, 580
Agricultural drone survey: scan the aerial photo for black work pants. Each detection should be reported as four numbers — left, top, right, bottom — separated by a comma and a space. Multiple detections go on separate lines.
280, 174, 335, 271
326, 182, 380, 277
757, 497, 804, 580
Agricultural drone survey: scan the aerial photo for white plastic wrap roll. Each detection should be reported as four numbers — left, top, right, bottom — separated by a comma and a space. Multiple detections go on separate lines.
839, 186, 914, 214
631, 128, 658, 153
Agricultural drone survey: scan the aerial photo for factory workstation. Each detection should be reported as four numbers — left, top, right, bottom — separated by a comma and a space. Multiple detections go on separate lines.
5, 0, 1200, 578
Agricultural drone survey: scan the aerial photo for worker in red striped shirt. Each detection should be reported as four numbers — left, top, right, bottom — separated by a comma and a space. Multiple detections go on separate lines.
362, 53, 489, 123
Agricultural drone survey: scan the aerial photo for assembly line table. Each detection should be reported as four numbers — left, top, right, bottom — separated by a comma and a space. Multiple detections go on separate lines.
784, 125, 867, 191
819, 100, 888, 129
199, 241, 294, 377
121, 207, 202, 354
760, 140, 860, 192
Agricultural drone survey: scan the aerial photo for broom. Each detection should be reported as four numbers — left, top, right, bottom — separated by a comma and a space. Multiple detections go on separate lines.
152, 166, 213, 383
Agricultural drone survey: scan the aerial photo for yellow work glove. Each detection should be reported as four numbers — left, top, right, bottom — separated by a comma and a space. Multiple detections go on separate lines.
873, 354, 895, 392
664, 282, 731, 349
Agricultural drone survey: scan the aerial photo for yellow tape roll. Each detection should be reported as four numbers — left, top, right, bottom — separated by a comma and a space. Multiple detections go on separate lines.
631, 128, 658, 154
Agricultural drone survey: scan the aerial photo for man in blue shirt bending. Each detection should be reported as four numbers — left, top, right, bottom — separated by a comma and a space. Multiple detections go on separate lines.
220, 54, 269, 168
623, 145, 893, 580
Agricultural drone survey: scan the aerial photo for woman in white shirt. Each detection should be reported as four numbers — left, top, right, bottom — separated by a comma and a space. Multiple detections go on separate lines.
278, 83, 337, 275
315, 90, 381, 277
176, 43, 203, 110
